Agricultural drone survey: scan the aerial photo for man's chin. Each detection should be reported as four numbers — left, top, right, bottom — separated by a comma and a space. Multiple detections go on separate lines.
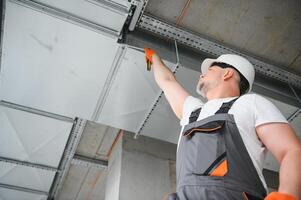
196, 84, 206, 98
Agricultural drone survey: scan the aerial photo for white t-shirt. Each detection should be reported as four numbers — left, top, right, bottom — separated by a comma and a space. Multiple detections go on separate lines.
179, 93, 288, 191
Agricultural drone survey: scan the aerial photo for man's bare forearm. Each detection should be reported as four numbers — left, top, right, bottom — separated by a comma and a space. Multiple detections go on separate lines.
151, 54, 176, 88
278, 148, 301, 199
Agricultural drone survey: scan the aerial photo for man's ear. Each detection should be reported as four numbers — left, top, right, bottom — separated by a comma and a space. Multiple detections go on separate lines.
223, 68, 234, 80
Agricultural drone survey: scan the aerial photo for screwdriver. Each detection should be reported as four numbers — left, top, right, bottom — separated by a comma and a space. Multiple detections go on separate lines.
124, 44, 152, 71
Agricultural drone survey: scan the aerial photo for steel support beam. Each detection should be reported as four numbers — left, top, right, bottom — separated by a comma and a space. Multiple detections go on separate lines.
10, 0, 120, 38
0, 100, 74, 123
122, 29, 301, 108
92, 45, 127, 120
0, 0, 6, 72
86, 0, 129, 16
287, 108, 301, 123
137, 14, 301, 89
48, 118, 86, 200
0, 156, 58, 172
130, 0, 149, 28
0, 183, 48, 196
71, 154, 108, 169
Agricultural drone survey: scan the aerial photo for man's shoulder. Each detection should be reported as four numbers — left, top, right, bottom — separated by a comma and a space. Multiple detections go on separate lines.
237, 93, 267, 103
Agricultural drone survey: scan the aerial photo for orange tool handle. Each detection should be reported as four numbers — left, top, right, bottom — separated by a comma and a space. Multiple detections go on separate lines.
144, 47, 156, 61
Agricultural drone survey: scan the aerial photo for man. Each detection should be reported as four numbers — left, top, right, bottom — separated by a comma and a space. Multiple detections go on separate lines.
144, 48, 301, 200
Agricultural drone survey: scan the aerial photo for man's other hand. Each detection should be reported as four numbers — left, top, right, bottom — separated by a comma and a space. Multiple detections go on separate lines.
264, 192, 297, 200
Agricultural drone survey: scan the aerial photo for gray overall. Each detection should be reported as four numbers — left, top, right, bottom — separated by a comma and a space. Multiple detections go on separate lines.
167, 98, 267, 200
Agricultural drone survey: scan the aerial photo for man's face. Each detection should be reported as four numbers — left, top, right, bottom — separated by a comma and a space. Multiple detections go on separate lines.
196, 66, 224, 97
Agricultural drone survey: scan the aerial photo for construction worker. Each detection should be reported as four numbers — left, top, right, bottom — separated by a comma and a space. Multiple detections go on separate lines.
144, 48, 301, 200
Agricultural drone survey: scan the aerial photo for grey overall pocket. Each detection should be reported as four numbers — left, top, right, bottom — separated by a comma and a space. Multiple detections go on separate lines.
183, 120, 227, 176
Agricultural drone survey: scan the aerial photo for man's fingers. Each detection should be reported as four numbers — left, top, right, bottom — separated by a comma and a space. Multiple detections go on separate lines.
144, 48, 156, 63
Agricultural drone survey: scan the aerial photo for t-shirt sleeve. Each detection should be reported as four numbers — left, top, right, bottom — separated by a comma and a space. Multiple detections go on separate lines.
254, 94, 288, 127
180, 96, 204, 126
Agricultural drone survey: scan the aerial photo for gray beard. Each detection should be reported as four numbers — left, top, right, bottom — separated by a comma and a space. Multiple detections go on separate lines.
196, 81, 206, 97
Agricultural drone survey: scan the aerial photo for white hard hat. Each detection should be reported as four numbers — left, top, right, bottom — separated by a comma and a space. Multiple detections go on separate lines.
201, 54, 255, 93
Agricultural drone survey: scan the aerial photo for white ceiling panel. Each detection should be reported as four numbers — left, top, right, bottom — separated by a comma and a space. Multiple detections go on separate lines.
0, 188, 47, 200
0, 1, 119, 119
140, 95, 180, 144
141, 66, 201, 144
109, 0, 132, 7
97, 48, 175, 133
0, 106, 72, 167
0, 162, 55, 192
34, 0, 129, 34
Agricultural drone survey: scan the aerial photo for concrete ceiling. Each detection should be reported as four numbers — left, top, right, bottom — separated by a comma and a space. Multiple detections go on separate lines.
145, 0, 301, 74
56, 121, 119, 200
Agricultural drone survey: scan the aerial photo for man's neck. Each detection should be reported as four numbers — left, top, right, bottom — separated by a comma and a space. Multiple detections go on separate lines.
206, 87, 239, 100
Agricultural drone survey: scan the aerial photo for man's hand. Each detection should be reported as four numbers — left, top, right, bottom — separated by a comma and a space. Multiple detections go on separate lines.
144, 48, 156, 63
265, 192, 297, 200
144, 48, 156, 70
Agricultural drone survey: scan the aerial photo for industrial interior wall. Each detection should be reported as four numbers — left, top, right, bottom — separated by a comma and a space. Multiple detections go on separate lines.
105, 136, 122, 200
106, 131, 177, 200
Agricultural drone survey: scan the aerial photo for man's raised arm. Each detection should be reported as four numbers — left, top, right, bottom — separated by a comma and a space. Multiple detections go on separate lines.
145, 48, 190, 119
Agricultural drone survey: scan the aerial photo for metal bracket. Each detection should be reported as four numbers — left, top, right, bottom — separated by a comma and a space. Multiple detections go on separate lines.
0, 183, 48, 196
0, 156, 58, 172
138, 14, 301, 89
48, 118, 86, 200
0, 100, 74, 123
128, 0, 149, 31
71, 154, 108, 170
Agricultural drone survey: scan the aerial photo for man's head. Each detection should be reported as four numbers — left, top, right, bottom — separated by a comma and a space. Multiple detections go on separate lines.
196, 54, 255, 98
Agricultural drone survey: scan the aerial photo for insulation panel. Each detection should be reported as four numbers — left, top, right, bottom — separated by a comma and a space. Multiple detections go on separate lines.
35, 0, 130, 35
0, 1, 119, 119
97, 48, 175, 133
0, 162, 55, 192
0, 188, 47, 200
0, 105, 73, 167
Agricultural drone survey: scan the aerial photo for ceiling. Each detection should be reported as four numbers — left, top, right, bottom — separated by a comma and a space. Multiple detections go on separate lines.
145, 0, 301, 74
0, 0, 300, 199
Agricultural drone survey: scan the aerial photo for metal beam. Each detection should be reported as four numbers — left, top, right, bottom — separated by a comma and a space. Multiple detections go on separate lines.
0, 183, 48, 196
0, 156, 58, 172
48, 118, 86, 200
122, 29, 301, 108
0, 0, 6, 73
137, 14, 301, 89
0, 100, 74, 123
287, 108, 301, 123
86, 0, 129, 16
71, 154, 108, 169
10, 0, 120, 38
130, 0, 149, 29
129, 0, 143, 31
91, 45, 127, 121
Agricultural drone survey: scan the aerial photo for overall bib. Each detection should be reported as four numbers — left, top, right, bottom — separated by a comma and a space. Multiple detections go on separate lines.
169, 98, 267, 200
